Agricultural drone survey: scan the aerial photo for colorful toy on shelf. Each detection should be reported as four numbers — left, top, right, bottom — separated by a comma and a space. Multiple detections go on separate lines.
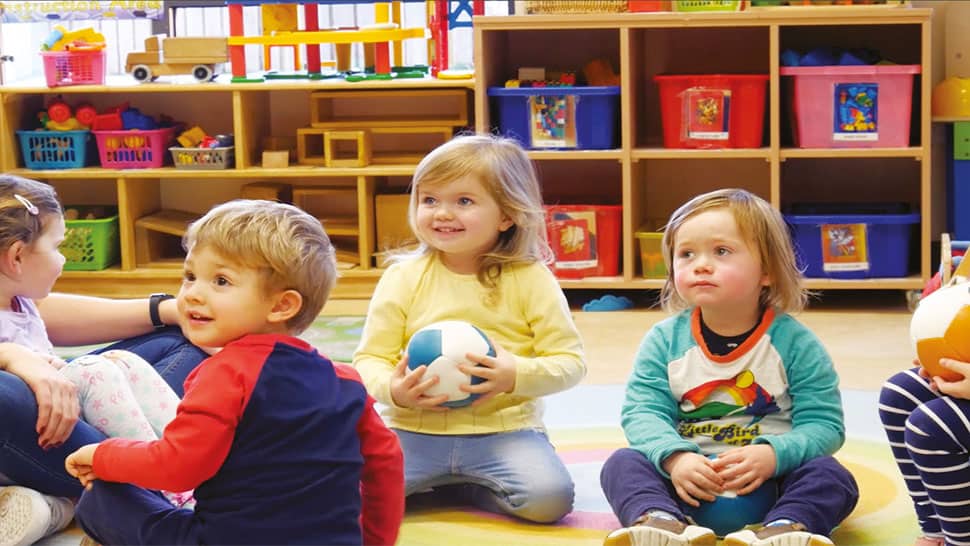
224, 0, 483, 82
125, 35, 228, 82
41, 25, 106, 52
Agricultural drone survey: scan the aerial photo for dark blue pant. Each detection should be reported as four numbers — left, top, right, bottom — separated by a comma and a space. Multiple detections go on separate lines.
0, 327, 206, 497
76, 481, 199, 545
879, 367, 970, 543
600, 447, 859, 536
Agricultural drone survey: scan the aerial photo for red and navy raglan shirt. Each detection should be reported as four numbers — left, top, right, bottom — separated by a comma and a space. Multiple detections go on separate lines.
92, 333, 404, 546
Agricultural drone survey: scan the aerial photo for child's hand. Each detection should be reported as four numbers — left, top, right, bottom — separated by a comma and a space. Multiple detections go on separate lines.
712, 444, 777, 495
932, 358, 970, 399
388, 356, 450, 411
65, 443, 100, 489
459, 339, 517, 406
661, 451, 723, 507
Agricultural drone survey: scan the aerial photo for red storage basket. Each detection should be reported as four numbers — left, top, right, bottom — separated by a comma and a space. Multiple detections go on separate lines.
545, 205, 622, 279
41, 50, 106, 88
655, 74, 768, 148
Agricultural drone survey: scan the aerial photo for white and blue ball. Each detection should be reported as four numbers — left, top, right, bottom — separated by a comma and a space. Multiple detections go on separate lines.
406, 320, 495, 408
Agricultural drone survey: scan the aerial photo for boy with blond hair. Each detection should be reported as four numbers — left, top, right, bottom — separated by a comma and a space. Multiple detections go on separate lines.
65, 199, 404, 546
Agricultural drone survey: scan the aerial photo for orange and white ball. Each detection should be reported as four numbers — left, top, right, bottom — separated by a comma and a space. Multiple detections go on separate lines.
910, 283, 970, 381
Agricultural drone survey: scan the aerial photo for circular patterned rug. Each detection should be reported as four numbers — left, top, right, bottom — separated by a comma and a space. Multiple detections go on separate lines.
398, 427, 918, 546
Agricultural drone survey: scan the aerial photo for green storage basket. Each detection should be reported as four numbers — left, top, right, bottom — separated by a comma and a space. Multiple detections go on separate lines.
62, 206, 119, 271
674, 0, 744, 10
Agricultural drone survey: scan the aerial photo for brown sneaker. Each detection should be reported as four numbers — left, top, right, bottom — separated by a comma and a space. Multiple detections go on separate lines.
722, 522, 834, 546
79, 534, 101, 546
603, 515, 717, 546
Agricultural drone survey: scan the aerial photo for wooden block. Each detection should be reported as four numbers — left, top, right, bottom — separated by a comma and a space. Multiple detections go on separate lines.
376, 194, 414, 250
324, 130, 372, 168
161, 37, 228, 64
518, 67, 545, 81
369, 126, 453, 164
261, 136, 297, 161
241, 182, 293, 203
296, 128, 327, 166
262, 150, 290, 169
309, 89, 469, 129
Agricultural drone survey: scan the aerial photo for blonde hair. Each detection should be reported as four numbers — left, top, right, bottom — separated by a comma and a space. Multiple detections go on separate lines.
0, 175, 62, 252
182, 199, 337, 334
392, 133, 552, 290
659, 188, 806, 314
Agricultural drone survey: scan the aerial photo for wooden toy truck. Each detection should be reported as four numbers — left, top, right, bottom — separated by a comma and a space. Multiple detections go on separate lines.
125, 35, 228, 82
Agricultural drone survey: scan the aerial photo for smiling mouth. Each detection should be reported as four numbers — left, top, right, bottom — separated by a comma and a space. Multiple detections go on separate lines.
188, 311, 212, 322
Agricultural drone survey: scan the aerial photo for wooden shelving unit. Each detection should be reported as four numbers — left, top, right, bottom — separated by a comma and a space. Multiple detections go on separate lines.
474, 6, 933, 294
0, 77, 474, 299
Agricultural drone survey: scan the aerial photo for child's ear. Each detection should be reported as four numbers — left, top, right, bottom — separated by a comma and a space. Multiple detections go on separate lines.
498, 216, 514, 232
0, 241, 26, 279
267, 289, 303, 324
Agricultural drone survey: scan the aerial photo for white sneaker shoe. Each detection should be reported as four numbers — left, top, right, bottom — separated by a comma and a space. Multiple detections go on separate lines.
0, 486, 75, 546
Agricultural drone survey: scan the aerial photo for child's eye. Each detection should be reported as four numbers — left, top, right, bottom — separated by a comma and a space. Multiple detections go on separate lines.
421, 196, 437, 206
716, 247, 731, 256
458, 197, 473, 206
182, 271, 195, 282
677, 250, 694, 259
215, 276, 230, 286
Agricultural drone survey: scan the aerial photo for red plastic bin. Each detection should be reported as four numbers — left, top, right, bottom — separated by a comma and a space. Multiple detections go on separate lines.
41, 50, 106, 88
93, 128, 176, 169
780, 65, 921, 148
545, 204, 622, 279
655, 74, 768, 148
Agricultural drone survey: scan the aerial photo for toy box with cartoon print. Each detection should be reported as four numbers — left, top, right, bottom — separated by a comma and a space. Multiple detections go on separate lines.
781, 65, 920, 148
784, 203, 919, 279
488, 87, 620, 150
545, 204, 621, 279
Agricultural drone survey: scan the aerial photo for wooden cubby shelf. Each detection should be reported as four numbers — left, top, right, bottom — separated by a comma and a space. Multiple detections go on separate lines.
475, 5, 932, 294
0, 7, 934, 300
0, 79, 473, 299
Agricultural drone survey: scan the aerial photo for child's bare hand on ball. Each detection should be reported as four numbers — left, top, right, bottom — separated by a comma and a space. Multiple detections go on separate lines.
712, 444, 776, 495
932, 358, 970, 399
459, 340, 516, 406
389, 356, 450, 411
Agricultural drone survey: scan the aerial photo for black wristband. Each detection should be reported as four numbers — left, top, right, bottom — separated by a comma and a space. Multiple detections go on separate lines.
149, 293, 175, 329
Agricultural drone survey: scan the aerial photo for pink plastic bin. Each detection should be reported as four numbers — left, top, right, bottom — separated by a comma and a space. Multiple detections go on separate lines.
781, 65, 921, 148
41, 50, 106, 88
93, 128, 176, 169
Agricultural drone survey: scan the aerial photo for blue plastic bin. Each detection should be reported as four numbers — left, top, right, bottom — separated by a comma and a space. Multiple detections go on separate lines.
785, 204, 920, 279
487, 86, 620, 150
17, 130, 89, 169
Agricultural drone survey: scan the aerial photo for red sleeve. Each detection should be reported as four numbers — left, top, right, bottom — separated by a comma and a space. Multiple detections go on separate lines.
335, 363, 404, 546
93, 352, 250, 492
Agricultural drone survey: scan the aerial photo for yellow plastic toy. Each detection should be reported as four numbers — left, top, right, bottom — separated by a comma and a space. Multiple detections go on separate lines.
933, 77, 970, 119
42, 26, 106, 52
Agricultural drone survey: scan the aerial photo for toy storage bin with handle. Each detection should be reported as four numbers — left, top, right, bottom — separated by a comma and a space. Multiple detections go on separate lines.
61, 206, 119, 271
545, 204, 622, 279
488, 86, 621, 150
636, 226, 667, 279
16, 130, 90, 169
654, 74, 768, 148
170, 146, 235, 170
780, 65, 920, 148
93, 127, 176, 169
41, 50, 106, 88
784, 203, 920, 279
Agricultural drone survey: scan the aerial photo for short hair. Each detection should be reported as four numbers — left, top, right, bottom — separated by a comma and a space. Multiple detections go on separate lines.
659, 188, 806, 314
182, 199, 336, 334
0, 174, 63, 250
394, 133, 552, 290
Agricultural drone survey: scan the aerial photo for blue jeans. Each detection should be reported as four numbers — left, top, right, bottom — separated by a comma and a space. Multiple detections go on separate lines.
395, 428, 574, 523
0, 327, 207, 497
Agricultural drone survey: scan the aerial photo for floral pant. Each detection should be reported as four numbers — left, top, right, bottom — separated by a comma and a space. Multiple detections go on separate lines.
61, 350, 193, 508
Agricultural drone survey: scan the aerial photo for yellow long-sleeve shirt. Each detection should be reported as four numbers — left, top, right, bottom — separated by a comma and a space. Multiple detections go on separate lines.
353, 254, 586, 434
